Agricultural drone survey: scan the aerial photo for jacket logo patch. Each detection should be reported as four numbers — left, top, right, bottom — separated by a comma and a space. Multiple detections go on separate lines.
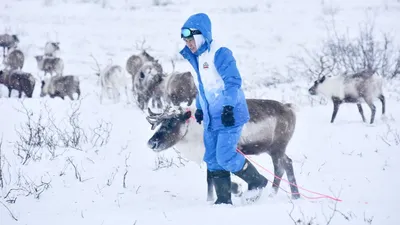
203, 62, 209, 69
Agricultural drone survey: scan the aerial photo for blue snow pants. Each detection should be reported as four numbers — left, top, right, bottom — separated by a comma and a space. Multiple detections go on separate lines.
203, 125, 246, 173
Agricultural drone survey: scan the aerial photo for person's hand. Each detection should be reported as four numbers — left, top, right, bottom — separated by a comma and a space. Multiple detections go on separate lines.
195, 109, 203, 124
221, 106, 234, 127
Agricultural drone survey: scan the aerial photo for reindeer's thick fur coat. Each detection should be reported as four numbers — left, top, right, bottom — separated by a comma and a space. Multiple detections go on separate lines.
0, 34, 19, 56
4, 49, 24, 70
159, 71, 198, 107
133, 61, 164, 110
0, 69, 35, 98
41, 75, 80, 100
126, 50, 163, 93
35, 55, 64, 76
309, 70, 385, 123
44, 41, 60, 57
98, 64, 129, 103
126, 51, 159, 76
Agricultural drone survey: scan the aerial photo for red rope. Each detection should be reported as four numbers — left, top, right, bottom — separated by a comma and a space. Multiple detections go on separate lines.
236, 149, 342, 202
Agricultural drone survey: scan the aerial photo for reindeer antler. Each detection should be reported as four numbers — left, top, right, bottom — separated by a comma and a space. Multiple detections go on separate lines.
89, 54, 101, 76
170, 58, 176, 73
146, 106, 173, 130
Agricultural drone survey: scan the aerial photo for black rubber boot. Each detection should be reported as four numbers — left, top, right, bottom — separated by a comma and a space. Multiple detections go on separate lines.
234, 159, 268, 191
210, 170, 232, 205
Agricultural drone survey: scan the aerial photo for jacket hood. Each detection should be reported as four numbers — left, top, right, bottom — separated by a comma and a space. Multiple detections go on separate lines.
181, 13, 212, 55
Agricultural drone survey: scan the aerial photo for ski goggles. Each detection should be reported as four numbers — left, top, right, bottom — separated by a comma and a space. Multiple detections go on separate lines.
181, 28, 202, 39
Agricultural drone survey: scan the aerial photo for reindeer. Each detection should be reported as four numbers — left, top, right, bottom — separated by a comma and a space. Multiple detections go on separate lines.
160, 71, 197, 107
126, 50, 163, 92
0, 69, 35, 98
133, 61, 164, 110
308, 69, 385, 124
34, 55, 64, 76
147, 61, 197, 110
126, 50, 162, 76
149, 71, 197, 110
146, 99, 300, 202
0, 34, 19, 58
3, 48, 24, 70
40, 75, 80, 100
44, 41, 60, 57
95, 64, 129, 103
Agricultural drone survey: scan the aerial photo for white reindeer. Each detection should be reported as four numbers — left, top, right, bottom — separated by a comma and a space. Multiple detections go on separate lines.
44, 41, 60, 57
96, 64, 129, 104
308, 69, 385, 124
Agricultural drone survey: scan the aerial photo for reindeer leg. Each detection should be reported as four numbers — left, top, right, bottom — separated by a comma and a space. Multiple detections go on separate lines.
18, 90, 22, 98
378, 94, 385, 115
365, 97, 376, 124
138, 95, 144, 110
331, 97, 342, 123
283, 154, 300, 199
8, 87, 12, 98
116, 89, 121, 103
124, 86, 130, 103
270, 154, 285, 197
76, 88, 81, 99
357, 103, 366, 122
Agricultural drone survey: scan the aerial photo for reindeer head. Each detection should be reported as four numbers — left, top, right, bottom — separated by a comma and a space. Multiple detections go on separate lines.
52, 42, 60, 50
308, 75, 326, 95
34, 55, 44, 63
136, 61, 163, 89
11, 35, 19, 43
146, 106, 193, 151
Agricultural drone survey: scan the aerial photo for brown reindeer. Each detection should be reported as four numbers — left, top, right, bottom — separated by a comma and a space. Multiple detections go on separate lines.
0, 34, 19, 58
40, 75, 81, 100
0, 69, 35, 98
146, 99, 300, 202
132, 61, 164, 110
34, 55, 64, 76
153, 71, 198, 107
4, 48, 24, 70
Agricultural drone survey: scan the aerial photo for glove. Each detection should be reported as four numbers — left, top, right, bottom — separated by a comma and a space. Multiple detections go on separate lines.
221, 106, 235, 127
195, 109, 203, 124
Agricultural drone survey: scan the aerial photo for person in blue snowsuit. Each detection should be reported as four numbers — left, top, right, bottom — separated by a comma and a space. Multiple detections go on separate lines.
179, 13, 268, 205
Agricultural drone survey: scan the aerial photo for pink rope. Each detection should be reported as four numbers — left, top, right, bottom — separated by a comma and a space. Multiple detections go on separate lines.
237, 149, 342, 202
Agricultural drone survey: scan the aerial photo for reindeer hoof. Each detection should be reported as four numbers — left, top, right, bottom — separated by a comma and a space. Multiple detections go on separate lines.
292, 193, 301, 200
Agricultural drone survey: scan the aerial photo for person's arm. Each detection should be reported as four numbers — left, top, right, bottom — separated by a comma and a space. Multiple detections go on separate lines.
195, 93, 202, 109
214, 47, 242, 107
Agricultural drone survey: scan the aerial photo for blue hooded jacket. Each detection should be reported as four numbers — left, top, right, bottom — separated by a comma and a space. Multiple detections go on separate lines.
179, 13, 250, 131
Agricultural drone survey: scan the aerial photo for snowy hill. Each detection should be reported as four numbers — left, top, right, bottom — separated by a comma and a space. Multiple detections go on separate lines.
1, 0, 400, 224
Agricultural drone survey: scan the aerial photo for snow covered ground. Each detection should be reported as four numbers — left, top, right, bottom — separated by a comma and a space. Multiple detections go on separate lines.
1, 0, 400, 224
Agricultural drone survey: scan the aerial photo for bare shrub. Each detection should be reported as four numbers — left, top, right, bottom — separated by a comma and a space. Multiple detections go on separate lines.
3, 172, 52, 203
13, 99, 113, 165
88, 119, 112, 148
289, 16, 400, 81
13, 102, 47, 165
153, 154, 176, 171
287, 189, 344, 225
379, 122, 400, 146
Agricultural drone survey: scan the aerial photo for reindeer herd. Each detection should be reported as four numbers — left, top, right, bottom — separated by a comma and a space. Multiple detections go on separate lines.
0, 33, 198, 107
0, 32, 388, 202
